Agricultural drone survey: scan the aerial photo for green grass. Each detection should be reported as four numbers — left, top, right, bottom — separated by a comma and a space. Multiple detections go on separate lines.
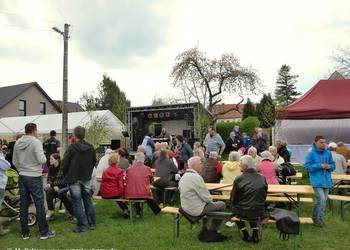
2, 166, 350, 249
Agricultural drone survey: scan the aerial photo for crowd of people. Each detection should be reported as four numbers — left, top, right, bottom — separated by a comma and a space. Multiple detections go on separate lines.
0, 123, 349, 244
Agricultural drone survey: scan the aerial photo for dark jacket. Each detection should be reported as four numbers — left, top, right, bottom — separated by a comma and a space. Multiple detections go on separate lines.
47, 163, 66, 188
153, 158, 178, 188
201, 158, 220, 183
252, 133, 268, 153
225, 137, 240, 153
230, 168, 267, 220
61, 140, 96, 184
43, 137, 60, 158
179, 143, 193, 163
278, 145, 290, 162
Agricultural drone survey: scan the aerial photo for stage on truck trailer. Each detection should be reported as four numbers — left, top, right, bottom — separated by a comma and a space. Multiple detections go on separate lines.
127, 103, 205, 151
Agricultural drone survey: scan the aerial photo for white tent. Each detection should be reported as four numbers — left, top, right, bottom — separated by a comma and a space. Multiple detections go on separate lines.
0, 110, 125, 141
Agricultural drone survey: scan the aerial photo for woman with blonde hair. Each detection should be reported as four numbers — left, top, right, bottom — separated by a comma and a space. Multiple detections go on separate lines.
100, 153, 129, 218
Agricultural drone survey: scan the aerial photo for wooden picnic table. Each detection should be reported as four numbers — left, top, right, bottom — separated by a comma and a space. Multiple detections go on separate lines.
332, 174, 350, 181
216, 184, 314, 216
205, 183, 233, 191
287, 172, 303, 179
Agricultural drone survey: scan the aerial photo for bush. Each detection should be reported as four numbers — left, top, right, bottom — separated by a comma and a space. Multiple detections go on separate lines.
216, 121, 239, 140
240, 116, 260, 136
216, 116, 260, 139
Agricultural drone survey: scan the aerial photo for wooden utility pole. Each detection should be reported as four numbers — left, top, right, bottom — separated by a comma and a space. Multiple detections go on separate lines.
53, 23, 70, 154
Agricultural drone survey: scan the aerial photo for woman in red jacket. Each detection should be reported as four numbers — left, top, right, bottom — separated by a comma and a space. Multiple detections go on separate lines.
100, 153, 129, 218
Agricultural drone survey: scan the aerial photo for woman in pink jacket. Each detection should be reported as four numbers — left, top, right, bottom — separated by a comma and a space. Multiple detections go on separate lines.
256, 151, 279, 185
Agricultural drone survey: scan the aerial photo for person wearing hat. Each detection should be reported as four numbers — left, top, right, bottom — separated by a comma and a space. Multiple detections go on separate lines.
256, 151, 279, 185
328, 142, 347, 174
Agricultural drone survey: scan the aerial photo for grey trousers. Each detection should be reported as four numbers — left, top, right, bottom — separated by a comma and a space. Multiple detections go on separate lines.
200, 201, 227, 231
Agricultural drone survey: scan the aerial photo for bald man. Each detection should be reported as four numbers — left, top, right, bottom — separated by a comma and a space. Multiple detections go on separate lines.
179, 156, 229, 242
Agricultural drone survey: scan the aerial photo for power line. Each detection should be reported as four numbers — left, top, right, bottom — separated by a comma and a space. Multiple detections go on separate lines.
0, 23, 52, 32
0, 11, 63, 25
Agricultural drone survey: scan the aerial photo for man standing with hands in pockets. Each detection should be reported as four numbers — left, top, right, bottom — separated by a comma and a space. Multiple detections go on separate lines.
305, 136, 335, 227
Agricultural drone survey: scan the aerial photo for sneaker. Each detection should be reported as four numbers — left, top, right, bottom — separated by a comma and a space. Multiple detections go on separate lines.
135, 214, 141, 219
73, 227, 87, 233
22, 233, 30, 240
89, 224, 96, 230
312, 218, 323, 227
319, 218, 325, 227
225, 221, 235, 228
46, 210, 54, 219
40, 230, 56, 240
69, 217, 77, 224
58, 208, 66, 214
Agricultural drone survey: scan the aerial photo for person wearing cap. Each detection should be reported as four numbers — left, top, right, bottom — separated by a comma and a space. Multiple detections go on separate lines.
335, 141, 350, 161
256, 151, 279, 185
328, 142, 347, 174
230, 155, 267, 243
304, 135, 335, 227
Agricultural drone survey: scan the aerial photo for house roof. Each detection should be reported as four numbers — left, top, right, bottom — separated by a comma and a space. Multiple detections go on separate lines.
55, 100, 85, 113
211, 104, 245, 119
0, 82, 61, 112
277, 79, 350, 119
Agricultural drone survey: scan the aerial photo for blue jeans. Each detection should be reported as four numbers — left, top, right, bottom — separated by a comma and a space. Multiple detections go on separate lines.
69, 180, 95, 231
19, 175, 49, 236
313, 187, 329, 219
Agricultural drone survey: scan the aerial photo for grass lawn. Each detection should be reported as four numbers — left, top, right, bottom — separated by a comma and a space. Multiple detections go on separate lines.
2, 166, 350, 250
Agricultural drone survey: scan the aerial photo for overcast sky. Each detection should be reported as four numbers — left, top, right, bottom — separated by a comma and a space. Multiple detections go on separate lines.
1, 0, 349, 107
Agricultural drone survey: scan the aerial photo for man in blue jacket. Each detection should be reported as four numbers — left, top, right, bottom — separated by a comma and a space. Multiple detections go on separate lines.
304, 136, 335, 227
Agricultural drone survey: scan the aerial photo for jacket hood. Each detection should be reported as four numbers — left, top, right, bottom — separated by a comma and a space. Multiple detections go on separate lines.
15, 135, 36, 150
223, 161, 240, 171
312, 143, 325, 153
72, 140, 92, 152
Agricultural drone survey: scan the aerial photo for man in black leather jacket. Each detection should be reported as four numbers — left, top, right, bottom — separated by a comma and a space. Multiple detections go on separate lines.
230, 155, 267, 243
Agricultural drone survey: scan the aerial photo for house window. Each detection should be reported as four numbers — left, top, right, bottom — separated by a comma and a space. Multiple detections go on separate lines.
19, 100, 26, 116
39, 102, 46, 114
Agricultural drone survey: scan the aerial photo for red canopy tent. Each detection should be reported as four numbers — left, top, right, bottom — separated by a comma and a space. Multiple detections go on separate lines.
277, 79, 350, 119
274, 78, 350, 162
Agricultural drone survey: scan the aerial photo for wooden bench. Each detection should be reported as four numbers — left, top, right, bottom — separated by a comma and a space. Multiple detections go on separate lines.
161, 206, 313, 240
328, 194, 350, 220
93, 195, 146, 222
150, 186, 178, 204
211, 194, 313, 203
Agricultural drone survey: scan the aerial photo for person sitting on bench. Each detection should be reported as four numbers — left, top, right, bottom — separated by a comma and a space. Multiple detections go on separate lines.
230, 155, 267, 243
179, 156, 229, 242
153, 150, 178, 206
100, 153, 129, 218
124, 152, 161, 218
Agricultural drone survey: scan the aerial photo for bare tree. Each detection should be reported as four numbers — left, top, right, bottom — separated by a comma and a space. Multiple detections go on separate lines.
331, 46, 350, 78
170, 47, 260, 122
84, 113, 111, 148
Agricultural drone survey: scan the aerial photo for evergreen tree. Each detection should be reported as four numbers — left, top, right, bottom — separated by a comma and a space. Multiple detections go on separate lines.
274, 64, 301, 107
242, 98, 256, 120
256, 94, 275, 128
79, 74, 130, 123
